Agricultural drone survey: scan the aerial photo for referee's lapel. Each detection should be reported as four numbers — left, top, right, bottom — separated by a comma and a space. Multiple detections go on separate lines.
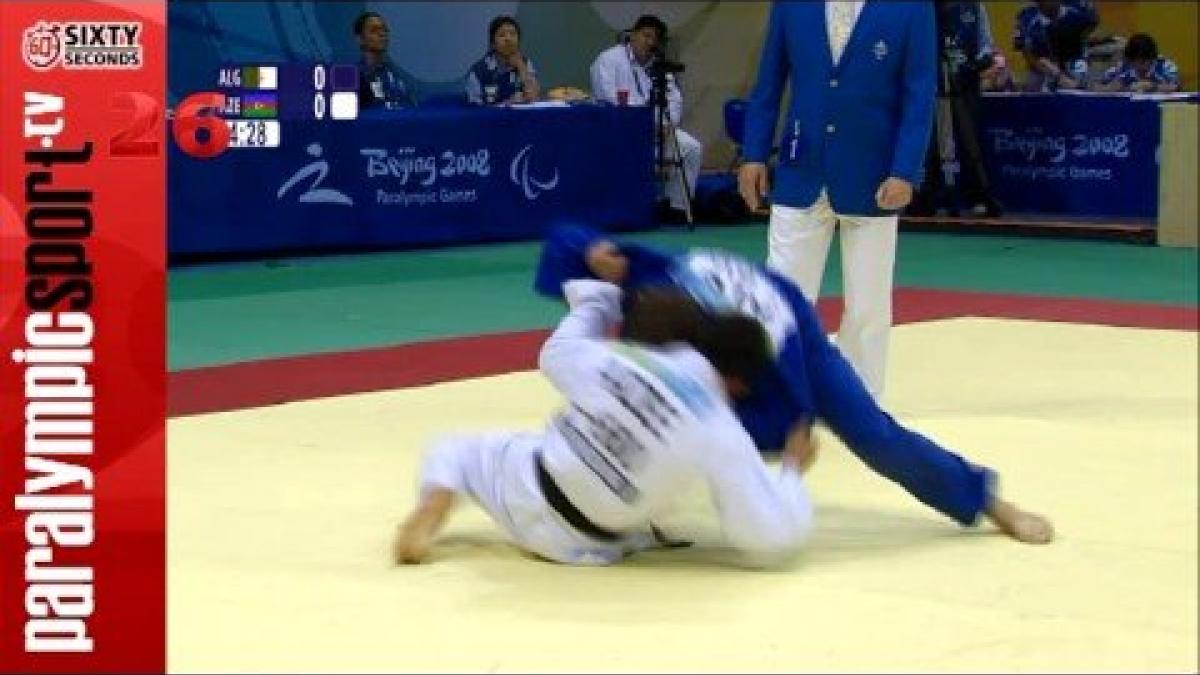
839, 1, 883, 69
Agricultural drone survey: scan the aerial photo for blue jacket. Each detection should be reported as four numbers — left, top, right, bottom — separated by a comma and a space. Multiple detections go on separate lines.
1014, 1, 1097, 53
465, 52, 535, 105
743, 1, 936, 215
1102, 57, 1181, 90
358, 57, 418, 109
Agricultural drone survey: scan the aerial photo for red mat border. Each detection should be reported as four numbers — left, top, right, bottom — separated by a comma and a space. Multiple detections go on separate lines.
169, 288, 1197, 418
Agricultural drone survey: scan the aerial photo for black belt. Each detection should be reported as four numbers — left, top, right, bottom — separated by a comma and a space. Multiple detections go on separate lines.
534, 454, 621, 542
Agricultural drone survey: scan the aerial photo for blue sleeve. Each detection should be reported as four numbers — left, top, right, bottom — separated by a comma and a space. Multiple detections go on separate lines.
1027, 27, 1052, 58
1058, 7, 1096, 37
1160, 59, 1181, 86
1013, 7, 1033, 51
533, 223, 607, 298
1067, 0, 1099, 30
532, 224, 677, 299
891, 2, 937, 185
731, 267, 824, 452
743, 1, 790, 163
617, 243, 679, 290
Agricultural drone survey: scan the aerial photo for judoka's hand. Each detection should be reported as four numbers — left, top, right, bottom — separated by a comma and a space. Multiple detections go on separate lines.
738, 162, 770, 210
650, 524, 693, 549
782, 423, 818, 474
585, 240, 629, 283
875, 177, 913, 211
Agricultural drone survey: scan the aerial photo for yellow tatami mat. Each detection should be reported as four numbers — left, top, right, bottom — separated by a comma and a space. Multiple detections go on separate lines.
167, 319, 1199, 673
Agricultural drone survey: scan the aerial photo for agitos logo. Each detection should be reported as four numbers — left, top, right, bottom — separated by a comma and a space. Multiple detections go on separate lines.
22, 21, 143, 71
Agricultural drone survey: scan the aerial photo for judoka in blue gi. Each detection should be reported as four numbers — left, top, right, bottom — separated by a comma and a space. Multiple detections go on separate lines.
535, 223, 1054, 544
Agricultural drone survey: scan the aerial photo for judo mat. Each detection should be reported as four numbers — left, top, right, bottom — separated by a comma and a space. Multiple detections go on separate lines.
167, 318, 1199, 673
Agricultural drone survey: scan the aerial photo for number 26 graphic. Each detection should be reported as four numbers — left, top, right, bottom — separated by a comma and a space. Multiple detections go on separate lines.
109, 91, 161, 157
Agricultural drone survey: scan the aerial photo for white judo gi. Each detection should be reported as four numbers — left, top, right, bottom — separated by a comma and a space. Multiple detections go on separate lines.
417, 280, 813, 566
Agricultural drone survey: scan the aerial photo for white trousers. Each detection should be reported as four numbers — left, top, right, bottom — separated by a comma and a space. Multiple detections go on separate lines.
662, 128, 703, 211
418, 433, 653, 566
766, 193, 898, 397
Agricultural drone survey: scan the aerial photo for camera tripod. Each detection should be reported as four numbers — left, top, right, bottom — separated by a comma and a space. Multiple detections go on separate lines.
648, 63, 694, 229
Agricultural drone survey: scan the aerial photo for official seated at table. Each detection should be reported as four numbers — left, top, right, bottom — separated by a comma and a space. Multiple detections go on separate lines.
1095, 33, 1181, 94
354, 11, 419, 110
1014, 0, 1094, 92
465, 15, 540, 105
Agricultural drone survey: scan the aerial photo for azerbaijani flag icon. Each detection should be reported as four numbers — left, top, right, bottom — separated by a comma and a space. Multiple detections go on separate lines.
242, 92, 278, 118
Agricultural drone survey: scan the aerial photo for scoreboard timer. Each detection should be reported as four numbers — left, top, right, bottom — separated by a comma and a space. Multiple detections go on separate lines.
173, 63, 359, 158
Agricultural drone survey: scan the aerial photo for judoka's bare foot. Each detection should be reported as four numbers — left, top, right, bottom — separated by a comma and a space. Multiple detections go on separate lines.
393, 490, 455, 564
986, 499, 1054, 544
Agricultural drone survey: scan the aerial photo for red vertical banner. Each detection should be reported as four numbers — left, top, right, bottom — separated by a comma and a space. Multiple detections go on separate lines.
0, 2, 165, 673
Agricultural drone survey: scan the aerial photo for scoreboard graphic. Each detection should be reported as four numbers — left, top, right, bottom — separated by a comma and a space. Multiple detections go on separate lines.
176, 62, 359, 157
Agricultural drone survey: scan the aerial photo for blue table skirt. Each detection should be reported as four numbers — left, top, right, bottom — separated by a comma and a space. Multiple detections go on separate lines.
977, 93, 1180, 220
168, 103, 656, 256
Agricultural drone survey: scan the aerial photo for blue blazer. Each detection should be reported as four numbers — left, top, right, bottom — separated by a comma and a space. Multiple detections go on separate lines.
744, 1, 936, 215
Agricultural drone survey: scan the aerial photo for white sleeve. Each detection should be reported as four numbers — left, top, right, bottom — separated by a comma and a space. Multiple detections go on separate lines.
465, 70, 482, 104
591, 52, 617, 104
666, 74, 683, 126
523, 57, 540, 91
538, 280, 623, 395
700, 425, 813, 566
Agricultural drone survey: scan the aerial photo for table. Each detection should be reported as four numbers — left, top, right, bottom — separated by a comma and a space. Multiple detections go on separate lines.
976, 92, 1185, 220
168, 103, 655, 257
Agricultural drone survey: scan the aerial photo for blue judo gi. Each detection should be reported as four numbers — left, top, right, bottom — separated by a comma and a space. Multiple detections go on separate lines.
534, 223, 994, 526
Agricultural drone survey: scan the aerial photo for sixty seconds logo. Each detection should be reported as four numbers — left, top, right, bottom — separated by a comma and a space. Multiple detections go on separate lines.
22, 21, 143, 71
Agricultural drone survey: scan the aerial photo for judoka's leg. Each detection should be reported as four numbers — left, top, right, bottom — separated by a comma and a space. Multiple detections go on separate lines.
806, 340, 1052, 543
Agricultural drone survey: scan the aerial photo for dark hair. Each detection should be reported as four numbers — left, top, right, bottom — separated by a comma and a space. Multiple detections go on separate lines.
1124, 33, 1159, 61
488, 15, 520, 46
622, 288, 705, 346
632, 14, 668, 40
353, 11, 382, 37
1047, 19, 1087, 62
622, 288, 771, 385
691, 314, 772, 386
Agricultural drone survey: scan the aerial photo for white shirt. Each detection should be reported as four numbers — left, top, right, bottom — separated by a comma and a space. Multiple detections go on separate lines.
826, 1, 866, 30
590, 43, 683, 126
826, 0, 866, 63
537, 280, 812, 561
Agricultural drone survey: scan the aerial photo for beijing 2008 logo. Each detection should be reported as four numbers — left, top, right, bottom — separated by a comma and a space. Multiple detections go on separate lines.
22, 21, 63, 70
